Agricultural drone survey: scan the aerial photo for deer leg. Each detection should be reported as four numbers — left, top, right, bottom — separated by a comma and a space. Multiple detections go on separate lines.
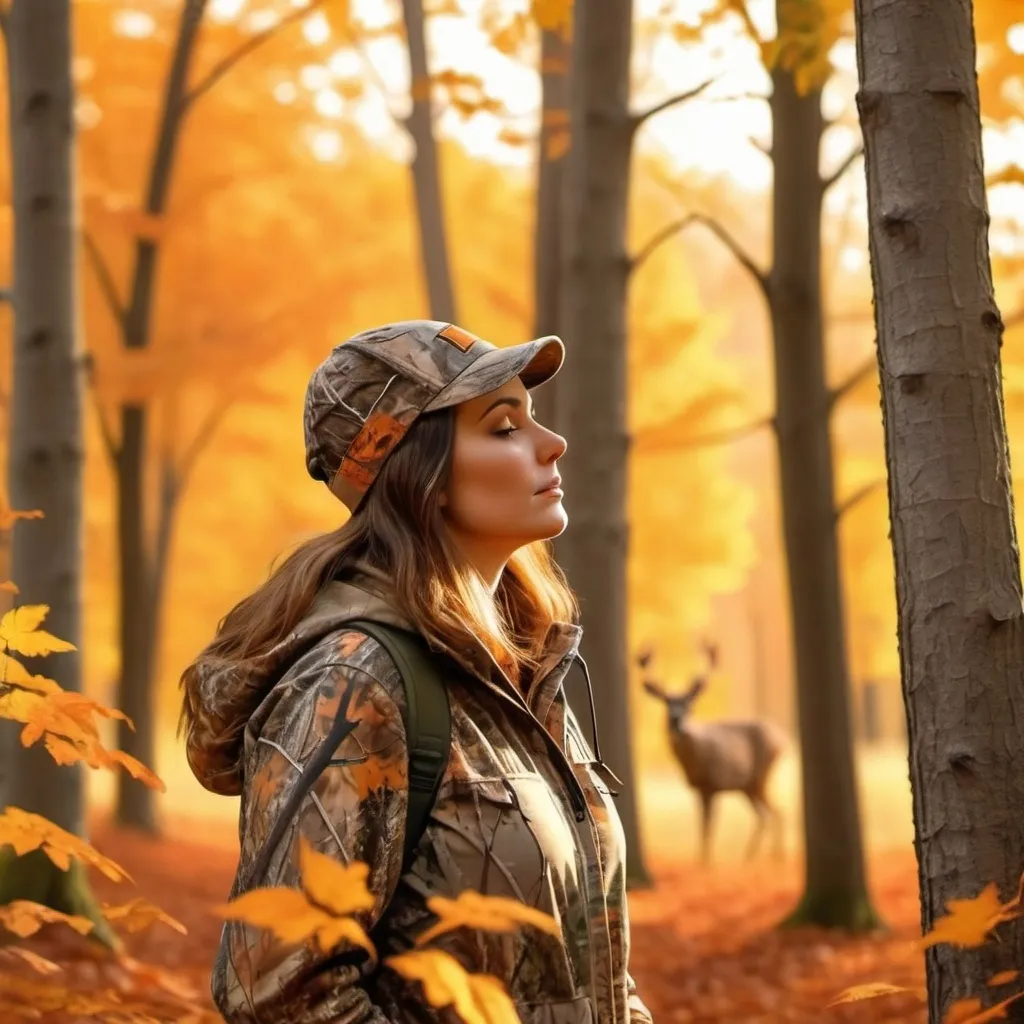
698, 791, 716, 865
744, 793, 767, 861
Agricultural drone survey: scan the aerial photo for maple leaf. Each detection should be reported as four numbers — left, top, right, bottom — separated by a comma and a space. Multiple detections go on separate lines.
215, 886, 376, 959
826, 981, 926, 1007
0, 899, 94, 939
921, 881, 1024, 950
299, 838, 375, 917
0, 807, 130, 882
0, 653, 60, 694
102, 898, 187, 935
386, 948, 520, 1024
417, 890, 560, 946
945, 992, 1024, 1023
0, 606, 76, 657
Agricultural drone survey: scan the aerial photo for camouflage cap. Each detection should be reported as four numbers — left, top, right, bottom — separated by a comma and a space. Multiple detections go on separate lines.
303, 320, 564, 512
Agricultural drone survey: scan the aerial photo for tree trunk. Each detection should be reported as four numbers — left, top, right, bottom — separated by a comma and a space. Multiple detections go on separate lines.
558, 0, 651, 888
0, 0, 111, 941
401, 0, 456, 323
856, 0, 1024, 1015
114, 0, 207, 833
769, 66, 878, 930
531, 25, 570, 434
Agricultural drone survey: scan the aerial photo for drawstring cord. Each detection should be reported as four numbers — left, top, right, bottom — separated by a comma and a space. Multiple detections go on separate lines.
573, 653, 604, 767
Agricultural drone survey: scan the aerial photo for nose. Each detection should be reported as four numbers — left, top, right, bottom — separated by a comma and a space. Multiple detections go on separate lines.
538, 423, 567, 464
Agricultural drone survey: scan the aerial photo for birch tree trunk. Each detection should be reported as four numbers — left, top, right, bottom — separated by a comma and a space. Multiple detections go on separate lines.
856, 0, 1024, 1014
531, 25, 570, 435
770, 66, 876, 929
0, 0, 110, 936
401, 0, 456, 323
558, 0, 650, 887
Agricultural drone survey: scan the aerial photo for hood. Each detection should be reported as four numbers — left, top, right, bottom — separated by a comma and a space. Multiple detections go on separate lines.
183, 565, 411, 797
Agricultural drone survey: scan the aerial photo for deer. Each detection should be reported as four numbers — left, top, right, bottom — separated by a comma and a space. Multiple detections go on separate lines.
638, 640, 787, 865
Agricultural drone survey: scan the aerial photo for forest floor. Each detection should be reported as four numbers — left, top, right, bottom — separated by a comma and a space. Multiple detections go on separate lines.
7, 820, 934, 1024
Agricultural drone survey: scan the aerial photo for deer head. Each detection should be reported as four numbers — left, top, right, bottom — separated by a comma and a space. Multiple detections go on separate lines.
637, 643, 713, 731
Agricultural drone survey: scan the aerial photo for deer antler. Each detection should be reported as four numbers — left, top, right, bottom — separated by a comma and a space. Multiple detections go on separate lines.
701, 639, 718, 670
636, 645, 655, 670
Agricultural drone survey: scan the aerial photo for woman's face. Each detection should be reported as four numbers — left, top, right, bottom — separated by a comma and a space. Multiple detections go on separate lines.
443, 376, 567, 577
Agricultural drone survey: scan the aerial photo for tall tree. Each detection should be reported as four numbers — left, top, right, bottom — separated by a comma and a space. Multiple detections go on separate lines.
856, 0, 1024, 1015
401, 0, 457, 323
651, 0, 876, 927
530, 23, 570, 433
0, 0, 108, 932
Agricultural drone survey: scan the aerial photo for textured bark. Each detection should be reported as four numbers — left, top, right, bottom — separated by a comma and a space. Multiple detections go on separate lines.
114, 0, 207, 833
558, 0, 650, 887
531, 26, 570, 435
401, 0, 456, 323
770, 67, 877, 930
0, 0, 108, 933
855, 0, 1024, 1015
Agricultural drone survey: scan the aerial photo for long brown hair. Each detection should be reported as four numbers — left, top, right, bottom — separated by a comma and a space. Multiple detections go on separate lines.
178, 408, 577, 736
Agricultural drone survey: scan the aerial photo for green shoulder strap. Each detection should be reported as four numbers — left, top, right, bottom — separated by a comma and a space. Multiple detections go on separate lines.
344, 619, 452, 872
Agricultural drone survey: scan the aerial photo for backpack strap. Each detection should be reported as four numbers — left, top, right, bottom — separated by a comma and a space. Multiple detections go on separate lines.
344, 619, 451, 872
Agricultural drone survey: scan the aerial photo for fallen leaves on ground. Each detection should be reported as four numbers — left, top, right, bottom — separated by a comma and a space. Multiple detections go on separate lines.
3, 822, 938, 1024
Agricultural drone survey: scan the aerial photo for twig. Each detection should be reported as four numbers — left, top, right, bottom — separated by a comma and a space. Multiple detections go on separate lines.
183, 0, 332, 113
177, 401, 230, 484
634, 414, 774, 455
688, 213, 770, 299
835, 479, 884, 520
630, 76, 717, 132
821, 143, 864, 193
630, 214, 696, 273
82, 353, 119, 461
829, 354, 876, 409
82, 231, 126, 328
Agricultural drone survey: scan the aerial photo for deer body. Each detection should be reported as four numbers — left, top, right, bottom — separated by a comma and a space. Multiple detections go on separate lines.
638, 643, 787, 864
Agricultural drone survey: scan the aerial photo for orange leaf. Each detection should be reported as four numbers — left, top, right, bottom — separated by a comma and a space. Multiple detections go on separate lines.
0, 807, 130, 882
0, 899, 94, 939
102, 898, 187, 935
299, 838, 375, 918
921, 881, 1024, 950
945, 992, 1024, 1023
417, 890, 560, 946
0, 581, 18, 594
826, 981, 927, 1007
1, 947, 62, 975
989, 971, 1020, 987
0, 506, 43, 531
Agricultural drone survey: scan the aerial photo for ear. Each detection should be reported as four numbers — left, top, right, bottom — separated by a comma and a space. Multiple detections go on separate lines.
643, 680, 668, 701
687, 678, 706, 700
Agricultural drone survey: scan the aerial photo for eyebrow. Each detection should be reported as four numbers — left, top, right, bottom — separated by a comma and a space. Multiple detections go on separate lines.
478, 395, 533, 420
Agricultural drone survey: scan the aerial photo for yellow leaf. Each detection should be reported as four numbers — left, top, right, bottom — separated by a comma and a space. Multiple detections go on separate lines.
102, 897, 187, 935
0, 807, 130, 882
417, 890, 560, 946
988, 165, 1024, 189
386, 949, 486, 1023
313, 914, 375, 958
0, 687, 46, 724
0, 653, 60, 694
299, 838, 375, 918
0, 899, 94, 939
827, 981, 926, 1007
920, 881, 1024, 950
0, 606, 76, 657
1, 947, 62, 975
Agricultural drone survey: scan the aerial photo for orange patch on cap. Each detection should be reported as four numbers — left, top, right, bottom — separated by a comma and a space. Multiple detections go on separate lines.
337, 411, 409, 493
438, 323, 478, 352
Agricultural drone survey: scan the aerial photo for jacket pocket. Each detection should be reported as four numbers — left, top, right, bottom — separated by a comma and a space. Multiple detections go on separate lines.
517, 994, 595, 1024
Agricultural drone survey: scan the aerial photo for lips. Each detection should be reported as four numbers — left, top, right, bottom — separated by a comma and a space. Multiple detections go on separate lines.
535, 476, 562, 495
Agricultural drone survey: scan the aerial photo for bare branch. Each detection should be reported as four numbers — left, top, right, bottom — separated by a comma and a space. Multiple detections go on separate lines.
82, 353, 119, 460
821, 143, 864, 193
630, 214, 696, 273
710, 90, 770, 105
183, 0, 331, 113
688, 213, 770, 299
829, 354, 876, 409
82, 231, 126, 329
634, 414, 774, 455
177, 401, 230, 485
835, 479, 884, 521
630, 76, 717, 132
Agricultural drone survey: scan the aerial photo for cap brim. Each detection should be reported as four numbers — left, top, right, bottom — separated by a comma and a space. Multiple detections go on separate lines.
422, 335, 564, 412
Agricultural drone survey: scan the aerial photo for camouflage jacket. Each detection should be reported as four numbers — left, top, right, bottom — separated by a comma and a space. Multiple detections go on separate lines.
184, 567, 653, 1024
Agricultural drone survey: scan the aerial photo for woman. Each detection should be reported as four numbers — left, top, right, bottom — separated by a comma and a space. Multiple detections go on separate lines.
180, 320, 653, 1024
